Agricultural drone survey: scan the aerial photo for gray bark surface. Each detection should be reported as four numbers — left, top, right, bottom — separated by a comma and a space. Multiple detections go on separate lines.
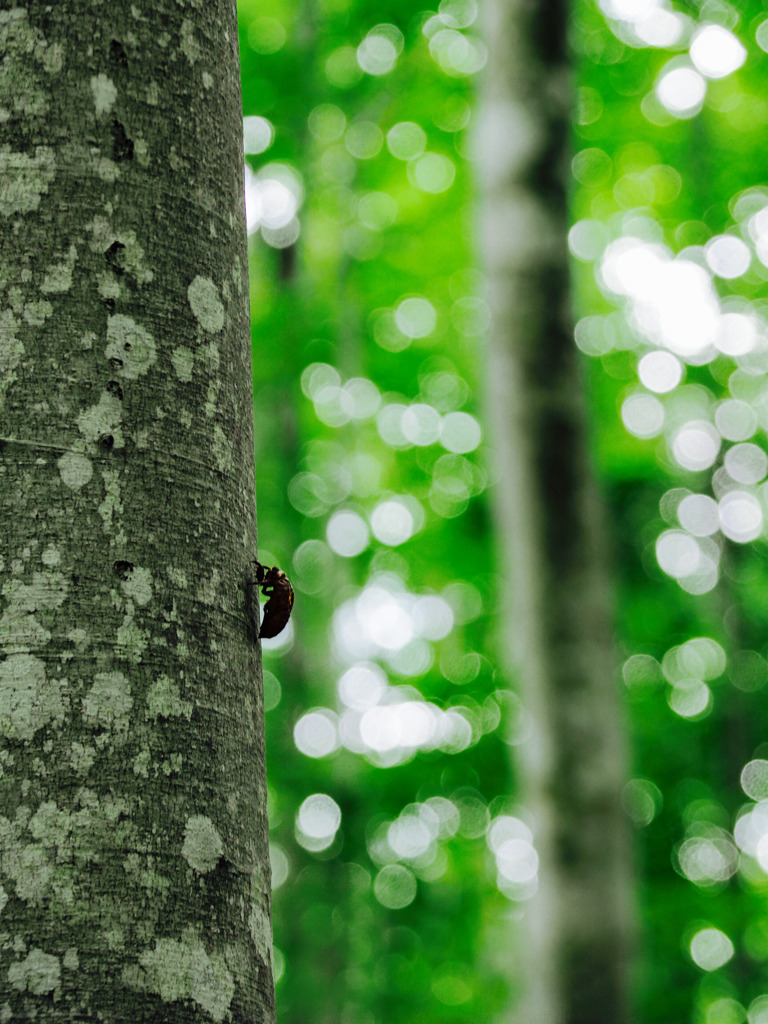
476, 2, 635, 1021
0, 3, 274, 1021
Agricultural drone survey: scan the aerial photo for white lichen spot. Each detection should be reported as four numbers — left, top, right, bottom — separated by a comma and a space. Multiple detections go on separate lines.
134, 137, 149, 167
23, 300, 52, 325
62, 948, 79, 971
182, 815, 223, 874
9, 842, 53, 903
90, 73, 117, 116
93, 154, 118, 182
166, 567, 188, 589
28, 801, 71, 847
21, 572, 67, 611
198, 568, 221, 607
0, 146, 55, 217
8, 948, 61, 996
82, 671, 132, 732
140, 865, 172, 894
134, 930, 234, 1022
171, 346, 194, 382
0, 587, 50, 650
204, 386, 217, 420
42, 42, 64, 74
0, 654, 66, 740
97, 273, 121, 301
248, 898, 274, 968
57, 450, 93, 489
146, 675, 192, 720
86, 214, 110, 249
88, 221, 153, 284
0, 8, 62, 109
116, 615, 148, 663
199, 342, 220, 372
69, 742, 95, 774
105, 315, 156, 378
202, 71, 213, 89
0, 571, 67, 653
121, 566, 153, 606
103, 925, 126, 950
67, 628, 88, 648
0, 811, 54, 901
0, 13, 44, 114
133, 747, 150, 778
124, 235, 153, 283
77, 392, 124, 448
41, 244, 76, 293
162, 753, 183, 775
187, 276, 224, 333
40, 546, 60, 568
212, 424, 233, 474
0, 308, 23, 405
98, 468, 123, 534
180, 19, 201, 64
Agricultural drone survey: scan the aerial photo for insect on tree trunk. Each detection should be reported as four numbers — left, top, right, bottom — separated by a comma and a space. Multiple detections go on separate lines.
0, 4, 275, 1021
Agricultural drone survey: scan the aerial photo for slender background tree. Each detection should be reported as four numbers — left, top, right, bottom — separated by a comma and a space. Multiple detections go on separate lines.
477, 0, 634, 1020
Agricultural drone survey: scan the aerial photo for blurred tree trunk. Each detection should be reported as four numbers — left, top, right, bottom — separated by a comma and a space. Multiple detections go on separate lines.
476, 2, 635, 1022
0, 3, 275, 1020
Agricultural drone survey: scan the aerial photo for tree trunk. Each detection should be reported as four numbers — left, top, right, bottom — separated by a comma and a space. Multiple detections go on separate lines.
476, 2, 635, 1021
0, 3, 275, 1021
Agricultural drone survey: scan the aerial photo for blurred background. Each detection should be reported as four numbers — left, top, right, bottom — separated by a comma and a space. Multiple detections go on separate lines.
237, 0, 768, 1021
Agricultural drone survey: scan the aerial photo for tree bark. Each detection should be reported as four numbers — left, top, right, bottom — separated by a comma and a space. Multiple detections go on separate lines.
0, 3, 274, 1021
476, 2, 635, 1021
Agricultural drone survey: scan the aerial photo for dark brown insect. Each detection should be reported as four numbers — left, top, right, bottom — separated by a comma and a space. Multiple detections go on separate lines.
250, 560, 294, 639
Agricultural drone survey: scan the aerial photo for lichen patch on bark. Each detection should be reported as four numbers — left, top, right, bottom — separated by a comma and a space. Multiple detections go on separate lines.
171, 345, 194, 381
90, 73, 117, 116
146, 675, 192, 721
40, 244, 77, 293
182, 814, 224, 874
187, 275, 225, 333
7, 947, 61, 996
105, 315, 157, 378
81, 671, 133, 734
132, 931, 234, 1022
119, 565, 153, 607
57, 450, 94, 490
0, 653, 66, 741
0, 146, 55, 217
77, 391, 124, 448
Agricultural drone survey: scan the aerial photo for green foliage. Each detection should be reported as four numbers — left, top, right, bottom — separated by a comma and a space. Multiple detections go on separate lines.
240, 0, 768, 1020
240, 3, 507, 1021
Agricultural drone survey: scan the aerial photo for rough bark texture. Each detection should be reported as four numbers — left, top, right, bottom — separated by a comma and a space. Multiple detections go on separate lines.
0, 4, 275, 1021
476, 2, 635, 1022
